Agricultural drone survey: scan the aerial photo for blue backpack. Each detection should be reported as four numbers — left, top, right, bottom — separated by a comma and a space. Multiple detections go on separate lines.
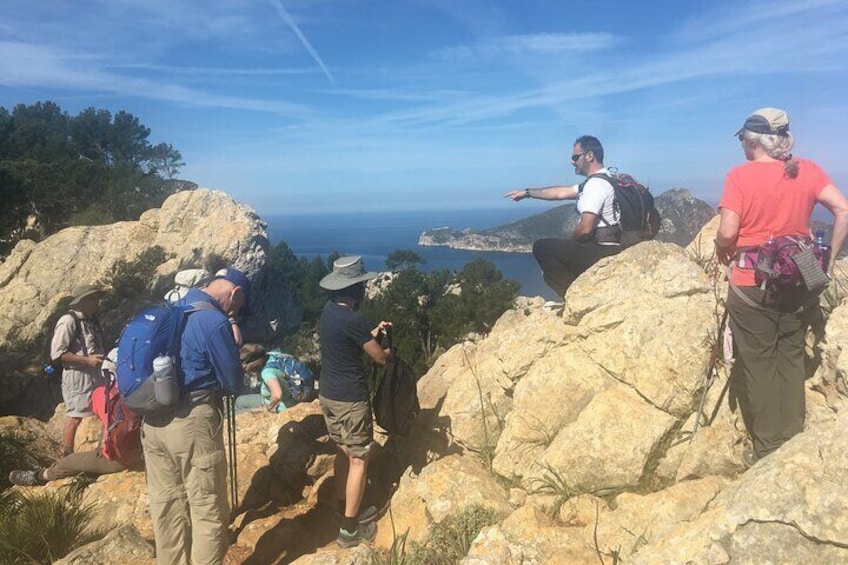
116, 300, 214, 415
264, 351, 317, 403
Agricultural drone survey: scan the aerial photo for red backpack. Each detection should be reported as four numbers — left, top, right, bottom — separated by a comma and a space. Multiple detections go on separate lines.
92, 382, 143, 466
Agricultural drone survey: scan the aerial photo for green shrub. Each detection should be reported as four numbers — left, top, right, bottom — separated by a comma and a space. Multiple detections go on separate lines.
0, 481, 105, 564
107, 245, 172, 300
371, 505, 497, 565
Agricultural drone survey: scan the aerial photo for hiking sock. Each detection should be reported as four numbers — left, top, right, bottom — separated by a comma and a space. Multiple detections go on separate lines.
341, 516, 357, 533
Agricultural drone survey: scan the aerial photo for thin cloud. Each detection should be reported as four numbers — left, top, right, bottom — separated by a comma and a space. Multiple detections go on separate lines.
435, 32, 618, 60
108, 63, 320, 77
268, 0, 336, 86
0, 40, 313, 117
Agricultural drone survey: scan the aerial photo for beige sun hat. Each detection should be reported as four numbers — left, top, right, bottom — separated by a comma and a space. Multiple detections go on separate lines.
68, 284, 108, 307
319, 256, 378, 290
734, 107, 790, 137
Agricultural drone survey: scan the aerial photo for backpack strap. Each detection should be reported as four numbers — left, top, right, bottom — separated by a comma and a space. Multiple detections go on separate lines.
582, 172, 617, 227
66, 310, 84, 356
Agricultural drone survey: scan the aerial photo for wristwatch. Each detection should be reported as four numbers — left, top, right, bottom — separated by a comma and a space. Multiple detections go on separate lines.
524, 188, 531, 199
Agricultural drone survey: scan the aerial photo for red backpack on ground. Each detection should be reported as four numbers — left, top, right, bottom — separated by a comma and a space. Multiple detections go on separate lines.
92, 382, 143, 466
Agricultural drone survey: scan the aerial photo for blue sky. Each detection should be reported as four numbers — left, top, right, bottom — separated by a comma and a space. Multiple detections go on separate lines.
2, 0, 847, 215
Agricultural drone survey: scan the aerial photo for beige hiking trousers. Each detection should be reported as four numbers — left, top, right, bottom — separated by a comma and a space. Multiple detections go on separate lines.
142, 400, 229, 565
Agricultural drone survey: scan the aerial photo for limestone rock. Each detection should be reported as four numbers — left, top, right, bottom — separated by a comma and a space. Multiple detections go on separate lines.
586, 476, 727, 561
373, 454, 512, 550
54, 524, 155, 565
289, 544, 372, 564
80, 470, 153, 538
685, 213, 721, 265
632, 411, 848, 564
0, 189, 279, 347
462, 505, 596, 564
491, 344, 615, 480
532, 385, 676, 493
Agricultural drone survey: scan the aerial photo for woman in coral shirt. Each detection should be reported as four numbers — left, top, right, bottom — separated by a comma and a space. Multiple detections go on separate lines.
716, 108, 848, 464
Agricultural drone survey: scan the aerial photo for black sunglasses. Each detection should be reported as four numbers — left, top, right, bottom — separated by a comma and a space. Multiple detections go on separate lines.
571, 152, 586, 162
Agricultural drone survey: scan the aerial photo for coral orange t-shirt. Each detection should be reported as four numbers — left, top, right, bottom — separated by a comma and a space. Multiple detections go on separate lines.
719, 158, 831, 286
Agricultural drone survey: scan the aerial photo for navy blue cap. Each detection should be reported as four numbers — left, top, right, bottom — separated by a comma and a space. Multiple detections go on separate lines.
214, 267, 251, 315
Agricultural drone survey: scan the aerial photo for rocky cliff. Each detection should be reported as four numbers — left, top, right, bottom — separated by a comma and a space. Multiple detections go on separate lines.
419, 188, 716, 252
7, 216, 848, 564
0, 189, 301, 418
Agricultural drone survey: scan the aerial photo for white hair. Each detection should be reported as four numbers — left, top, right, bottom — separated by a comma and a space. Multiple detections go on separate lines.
740, 130, 798, 178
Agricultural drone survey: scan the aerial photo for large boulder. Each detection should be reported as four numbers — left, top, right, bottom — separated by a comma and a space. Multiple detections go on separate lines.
0, 189, 302, 417
632, 409, 848, 564
0, 189, 269, 345
53, 524, 155, 565
373, 454, 513, 550
462, 505, 596, 564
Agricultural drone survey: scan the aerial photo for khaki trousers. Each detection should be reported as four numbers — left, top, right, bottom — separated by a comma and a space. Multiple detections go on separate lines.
45, 450, 125, 481
142, 401, 229, 565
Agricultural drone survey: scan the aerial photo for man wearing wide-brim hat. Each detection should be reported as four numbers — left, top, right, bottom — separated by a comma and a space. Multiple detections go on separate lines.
318, 256, 391, 548
50, 284, 109, 456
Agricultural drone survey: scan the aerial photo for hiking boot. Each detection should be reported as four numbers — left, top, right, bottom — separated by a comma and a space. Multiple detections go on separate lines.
741, 445, 758, 468
9, 469, 46, 486
336, 520, 377, 548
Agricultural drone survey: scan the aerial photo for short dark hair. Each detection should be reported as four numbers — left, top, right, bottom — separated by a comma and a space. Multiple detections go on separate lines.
574, 135, 604, 164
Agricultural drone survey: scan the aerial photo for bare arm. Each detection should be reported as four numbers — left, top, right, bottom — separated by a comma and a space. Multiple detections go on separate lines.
816, 183, 848, 275
363, 320, 392, 365
504, 185, 579, 202
572, 212, 599, 241
363, 339, 391, 365
715, 208, 741, 265
60, 352, 104, 369
265, 377, 284, 412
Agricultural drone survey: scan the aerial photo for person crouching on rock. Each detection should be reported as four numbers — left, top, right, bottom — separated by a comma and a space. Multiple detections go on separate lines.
504, 135, 622, 302
318, 256, 391, 548
9, 349, 141, 486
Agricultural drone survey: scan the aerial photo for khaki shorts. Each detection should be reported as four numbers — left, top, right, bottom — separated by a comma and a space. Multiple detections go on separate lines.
319, 396, 374, 459
62, 368, 99, 417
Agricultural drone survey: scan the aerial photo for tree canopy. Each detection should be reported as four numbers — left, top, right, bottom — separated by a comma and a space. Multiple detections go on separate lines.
0, 101, 188, 256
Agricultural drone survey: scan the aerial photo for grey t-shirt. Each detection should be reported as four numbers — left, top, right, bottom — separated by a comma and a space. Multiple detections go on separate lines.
319, 301, 374, 402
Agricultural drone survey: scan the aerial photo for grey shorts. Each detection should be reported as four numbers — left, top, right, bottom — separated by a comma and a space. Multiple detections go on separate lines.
319, 396, 374, 459
62, 369, 99, 417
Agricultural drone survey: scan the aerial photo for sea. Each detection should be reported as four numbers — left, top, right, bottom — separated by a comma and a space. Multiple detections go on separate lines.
264, 208, 559, 301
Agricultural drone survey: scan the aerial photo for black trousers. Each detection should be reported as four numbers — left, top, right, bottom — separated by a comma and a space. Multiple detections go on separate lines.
727, 285, 812, 460
532, 238, 621, 298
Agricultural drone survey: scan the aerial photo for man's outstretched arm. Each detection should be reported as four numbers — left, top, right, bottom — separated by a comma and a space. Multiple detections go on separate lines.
504, 185, 579, 202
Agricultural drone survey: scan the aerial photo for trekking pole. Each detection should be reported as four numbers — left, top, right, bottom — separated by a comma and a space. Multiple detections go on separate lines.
690, 310, 729, 443
225, 395, 238, 515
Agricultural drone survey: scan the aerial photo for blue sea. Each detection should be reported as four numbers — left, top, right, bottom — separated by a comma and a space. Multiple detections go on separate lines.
264, 208, 558, 301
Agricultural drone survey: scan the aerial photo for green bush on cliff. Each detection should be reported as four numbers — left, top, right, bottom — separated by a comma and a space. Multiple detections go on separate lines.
0, 481, 105, 564
0, 429, 53, 491
0, 101, 186, 257
107, 245, 172, 300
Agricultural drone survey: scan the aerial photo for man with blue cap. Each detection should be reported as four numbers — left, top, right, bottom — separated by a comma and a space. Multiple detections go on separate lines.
142, 266, 250, 565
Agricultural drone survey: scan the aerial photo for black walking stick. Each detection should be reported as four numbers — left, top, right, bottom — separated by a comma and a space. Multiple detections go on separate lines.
690, 309, 730, 443
225, 395, 238, 517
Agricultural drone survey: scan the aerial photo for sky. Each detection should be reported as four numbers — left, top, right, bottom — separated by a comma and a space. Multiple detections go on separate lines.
2, 0, 848, 215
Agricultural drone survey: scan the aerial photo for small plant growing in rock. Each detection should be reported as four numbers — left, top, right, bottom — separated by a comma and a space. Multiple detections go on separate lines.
0, 479, 105, 564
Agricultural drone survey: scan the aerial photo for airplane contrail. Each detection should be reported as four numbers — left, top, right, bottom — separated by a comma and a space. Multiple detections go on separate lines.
269, 0, 336, 86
